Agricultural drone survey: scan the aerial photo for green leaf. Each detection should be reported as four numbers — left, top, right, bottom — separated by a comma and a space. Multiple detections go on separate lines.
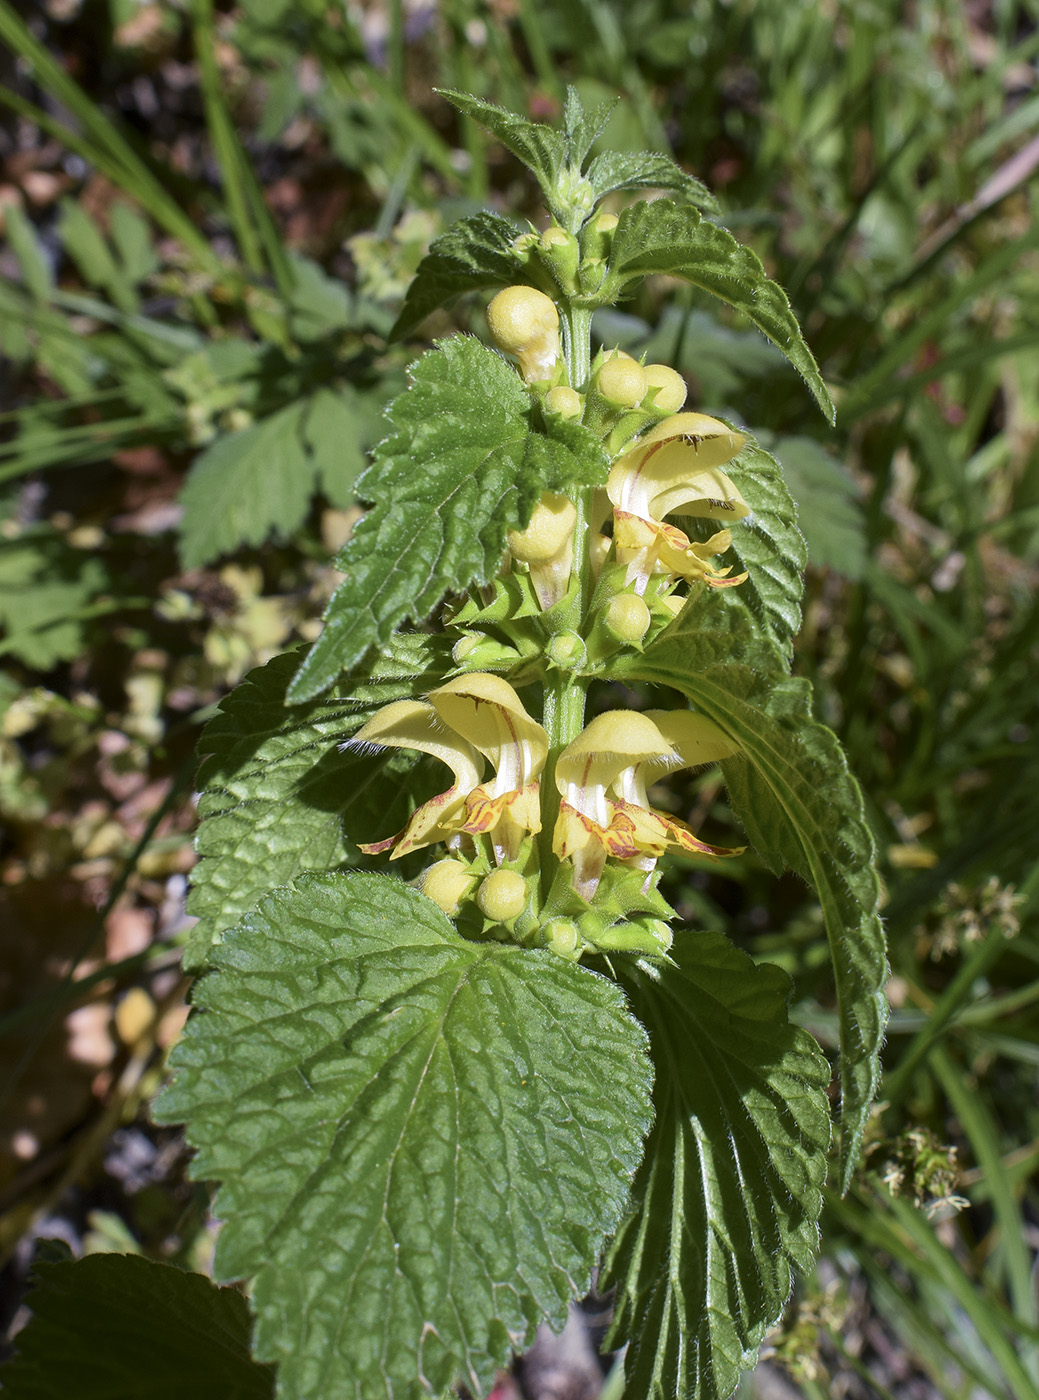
439, 88, 568, 199
178, 403, 314, 569
602, 937, 831, 1400
109, 203, 159, 285
602, 202, 835, 423
301, 386, 374, 509
559, 85, 617, 168
184, 637, 452, 971
157, 872, 654, 1400
585, 151, 717, 211
614, 643, 887, 1189
285, 252, 354, 342
772, 435, 867, 580
0, 1253, 273, 1399
0, 532, 110, 669
390, 212, 521, 342
287, 336, 605, 704
57, 198, 137, 313
4, 204, 53, 302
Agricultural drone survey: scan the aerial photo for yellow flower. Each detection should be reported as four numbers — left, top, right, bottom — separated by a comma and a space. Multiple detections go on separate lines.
353, 674, 547, 861
606, 412, 750, 592
552, 709, 742, 897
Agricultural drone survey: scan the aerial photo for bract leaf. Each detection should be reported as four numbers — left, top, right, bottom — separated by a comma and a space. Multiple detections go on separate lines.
287, 336, 604, 703
184, 637, 452, 971
1, 1253, 273, 1399
614, 642, 887, 1188
585, 151, 717, 211
157, 872, 654, 1400
601, 202, 835, 423
602, 937, 831, 1400
390, 212, 521, 341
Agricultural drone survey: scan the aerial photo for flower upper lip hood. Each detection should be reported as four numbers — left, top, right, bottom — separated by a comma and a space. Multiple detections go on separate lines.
351, 698, 485, 858
353, 673, 548, 861
607, 412, 749, 523
605, 413, 750, 592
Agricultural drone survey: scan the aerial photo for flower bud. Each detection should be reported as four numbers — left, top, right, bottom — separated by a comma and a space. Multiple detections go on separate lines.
451, 632, 523, 668
545, 630, 587, 671
597, 352, 647, 410
544, 386, 583, 420
420, 859, 477, 915
603, 593, 652, 645
486, 286, 561, 383
508, 493, 576, 566
593, 918, 673, 958
580, 210, 619, 263
536, 225, 580, 293
642, 364, 687, 415
540, 918, 581, 960
477, 868, 528, 922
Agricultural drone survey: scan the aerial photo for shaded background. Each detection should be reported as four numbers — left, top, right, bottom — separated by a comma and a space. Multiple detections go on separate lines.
1, 0, 1037, 1396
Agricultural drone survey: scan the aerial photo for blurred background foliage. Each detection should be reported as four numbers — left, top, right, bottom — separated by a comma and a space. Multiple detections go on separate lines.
0, 0, 1037, 1396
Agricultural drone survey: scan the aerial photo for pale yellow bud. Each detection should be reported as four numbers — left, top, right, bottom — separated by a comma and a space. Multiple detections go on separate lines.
643, 364, 688, 414
544, 386, 583, 420
420, 859, 476, 915
477, 869, 528, 922
604, 593, 652, 644
598, 353, 647, 409
508, 493, 576, 566
540, 226, 571, 250
592, 212, 619, 233
486, 286, 561, 383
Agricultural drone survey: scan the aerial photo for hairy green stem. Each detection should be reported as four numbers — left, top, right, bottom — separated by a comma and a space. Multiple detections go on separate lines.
536, 301, 595, 897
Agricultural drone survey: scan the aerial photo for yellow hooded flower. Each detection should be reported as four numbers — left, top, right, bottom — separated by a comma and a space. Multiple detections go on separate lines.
352, 699, 485, 859
353, 674, 547, 861
430, 673, 547, 860
553, 709, 742, 896
606, 412, 750, 592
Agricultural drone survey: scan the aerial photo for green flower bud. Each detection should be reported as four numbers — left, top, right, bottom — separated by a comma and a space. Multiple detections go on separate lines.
580, 209, 619, 263
544, 386, 584, 421
420, 859, 476, 915
545, 630, 587, 671
536, 225, 580, 292
451, 632, 523, 668
603, 593, 652, 645
592, 918, 674, 958
540, 918, 582, 960
477, 869, 529, 922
